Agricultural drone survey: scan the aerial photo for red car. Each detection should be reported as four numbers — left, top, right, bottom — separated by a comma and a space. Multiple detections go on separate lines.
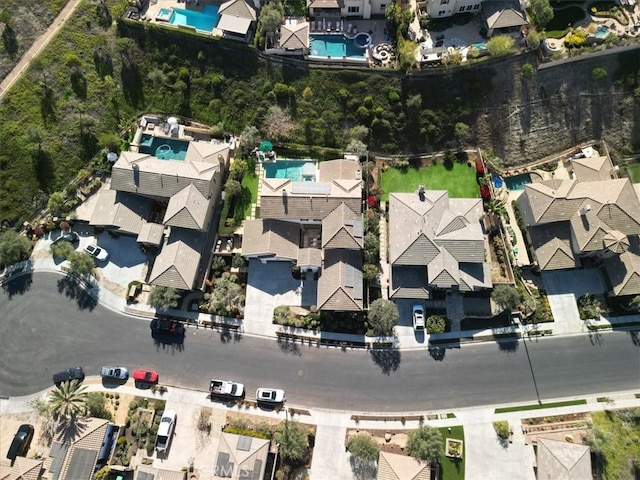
133, 369, 159, 384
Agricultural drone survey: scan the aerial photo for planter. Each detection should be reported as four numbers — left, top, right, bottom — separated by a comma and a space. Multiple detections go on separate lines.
445, 438, 463, 459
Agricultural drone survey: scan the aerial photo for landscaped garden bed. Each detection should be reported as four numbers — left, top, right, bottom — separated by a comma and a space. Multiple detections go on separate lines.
273, 306, 371, 335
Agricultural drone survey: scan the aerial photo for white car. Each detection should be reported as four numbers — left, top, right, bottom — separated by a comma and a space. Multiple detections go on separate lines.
84, 244, 109, 261
156, 410, 177, 453
100, 366, 128, 380
256, 388, 286, 404
412, 305, 425, 331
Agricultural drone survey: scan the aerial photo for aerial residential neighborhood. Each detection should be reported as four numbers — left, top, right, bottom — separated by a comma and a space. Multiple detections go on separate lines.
1, 0, 640, 478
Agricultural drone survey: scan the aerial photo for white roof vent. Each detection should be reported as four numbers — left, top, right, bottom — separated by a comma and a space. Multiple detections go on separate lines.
580, 204, 592, 216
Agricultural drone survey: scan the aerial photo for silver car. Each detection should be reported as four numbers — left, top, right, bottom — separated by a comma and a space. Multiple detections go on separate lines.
256, 388, 286, 404
100, 366, 129, 380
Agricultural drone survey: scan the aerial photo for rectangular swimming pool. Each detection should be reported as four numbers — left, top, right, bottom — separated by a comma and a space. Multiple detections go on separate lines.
309, 35, 366, 60
169, 5, 219, 32
139, 134, 189, 161
263, 160, 317, 182
504, 173, 532, 191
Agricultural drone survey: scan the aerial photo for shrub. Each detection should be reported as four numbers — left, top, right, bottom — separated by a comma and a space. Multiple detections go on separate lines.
224, 425, 271, 439
493, 421, 510, 439
577, 294, 602, 319
426, 315, 446, 334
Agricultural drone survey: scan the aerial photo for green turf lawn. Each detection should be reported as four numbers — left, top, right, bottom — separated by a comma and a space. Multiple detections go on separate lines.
627, 164, 640, 184
380, 162, 479, 201
439, 425, 465, 480
591, 409, 640, 479
241, 171, 259, 218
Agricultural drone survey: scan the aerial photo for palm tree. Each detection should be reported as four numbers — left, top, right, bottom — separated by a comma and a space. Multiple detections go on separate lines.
486, 199, 507, 218
49, 380, 88, 421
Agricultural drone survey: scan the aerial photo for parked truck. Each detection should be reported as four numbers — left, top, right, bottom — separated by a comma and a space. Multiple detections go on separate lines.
210, 379, 245, 399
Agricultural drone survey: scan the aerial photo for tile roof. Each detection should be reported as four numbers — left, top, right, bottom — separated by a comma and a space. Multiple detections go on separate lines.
89, 190, 153, 234
322, 203, 363, 249
259, 178, 362, 220
528, 223, 578, 270
111, 147, 223, 200
536, 438, 591, 480
279, 21, 309, 50
318, 159, 362, 182
218, 0, 256, 20
135, 465, 186, 480
389, 266, 430, 299
377, 451, 430, 480
482, 1, 527, 29
163, 184, 211, 230
50, 419, 109, 480
137, 222, 165, 246
571, 154, 612, 182
148, 234, 202, 290
603, 237, 640, 296
389, 191, 488, 290
241, 219, 300, 260
217, 15, 253, 35
307, 0, 340, 7
297, 247, 322, 268
214, 433, 269, 480
0, 458, 43, 480
317, 249, 363, 310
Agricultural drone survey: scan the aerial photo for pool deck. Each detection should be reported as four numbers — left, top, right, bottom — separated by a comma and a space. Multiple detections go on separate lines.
144, 0, 225, 36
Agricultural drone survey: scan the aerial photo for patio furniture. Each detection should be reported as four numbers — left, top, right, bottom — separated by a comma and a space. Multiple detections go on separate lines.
347, 23, 353, 34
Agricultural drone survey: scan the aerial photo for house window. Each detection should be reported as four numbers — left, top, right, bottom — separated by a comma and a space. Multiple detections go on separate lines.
466, 4, 472, 10
459, 6, 465, 11
473, 3, 480, 9
438, 9, 446, 15
440, 0, 449, 4
380, 3, 386, 10
348, 6, 360, 12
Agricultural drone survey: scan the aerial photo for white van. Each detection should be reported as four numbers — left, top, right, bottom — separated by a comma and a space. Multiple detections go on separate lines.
156, 410, 176, 453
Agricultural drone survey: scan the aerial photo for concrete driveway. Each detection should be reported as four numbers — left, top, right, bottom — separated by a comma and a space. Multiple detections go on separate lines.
94, 233, 147, 287
542, 268, 606, 335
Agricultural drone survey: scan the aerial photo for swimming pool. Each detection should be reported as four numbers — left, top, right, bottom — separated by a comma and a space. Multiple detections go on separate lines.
504, 173, 532, 191
263, 160, 317, 182
595, 25, 610, 38
169, 5, 219, 32
139, 134, 189, 161
309, 35, 367, 60
492, 176, 504, 189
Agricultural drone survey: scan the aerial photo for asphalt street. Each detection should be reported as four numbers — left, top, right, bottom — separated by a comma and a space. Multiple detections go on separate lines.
1, 273, 639, 411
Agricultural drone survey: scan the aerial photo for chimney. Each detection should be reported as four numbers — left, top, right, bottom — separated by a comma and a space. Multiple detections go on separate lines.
580, 204, 592, 216
282, 189, 287, 196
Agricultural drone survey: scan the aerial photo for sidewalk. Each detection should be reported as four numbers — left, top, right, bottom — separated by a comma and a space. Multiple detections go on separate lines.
2, 380, 639, 480
0, 0, 81, 99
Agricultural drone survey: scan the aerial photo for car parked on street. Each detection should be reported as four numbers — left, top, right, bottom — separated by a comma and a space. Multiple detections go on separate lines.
133, 369, 159, 384
150, 318, 185, 336
84, 244, 109, 261
6, 424, 34, 464
412, 305, 425, 332
256, 388, 285, 404
100, 366, 129, 380
155, 410, 176, 453
52, 366, 85, 386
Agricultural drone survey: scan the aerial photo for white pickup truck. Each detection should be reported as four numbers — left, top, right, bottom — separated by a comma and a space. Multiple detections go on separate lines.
210, 379, 245, 398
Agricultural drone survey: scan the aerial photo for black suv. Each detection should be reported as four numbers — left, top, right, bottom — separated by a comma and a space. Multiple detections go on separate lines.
52, 366, 85, 386
7, 424, 34, 464
150, 318, 185, 336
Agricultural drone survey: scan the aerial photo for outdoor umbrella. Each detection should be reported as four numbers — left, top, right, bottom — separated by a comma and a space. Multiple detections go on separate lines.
259, 141, 273, 152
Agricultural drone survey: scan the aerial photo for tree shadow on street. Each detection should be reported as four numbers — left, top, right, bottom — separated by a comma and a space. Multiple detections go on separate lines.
277, 336, 302, 356
497, 336, 519, 353
588, 329, 604, 346
369, 343, 401, 375
428, 344, 446, 361
1, 270, 33, 299
219, 328, 242, 344
349, 456, 377, 480
56, 276, 97, 311
627, 330, 640, 347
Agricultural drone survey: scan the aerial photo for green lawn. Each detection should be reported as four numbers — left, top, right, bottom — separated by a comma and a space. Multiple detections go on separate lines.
439, 425, 465, 480
241, 171, 259, 218
494, 399, 586, 414
591, 409, 640, 479
379, 162, 479, 202
627, 164, 640, 184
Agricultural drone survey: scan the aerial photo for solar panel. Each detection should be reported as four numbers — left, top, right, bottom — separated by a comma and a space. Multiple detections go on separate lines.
291, 182, 331, 195
49, 442, 69, 480
65, 448, 98, 480
215, 452, 233, 478
137, 472, 155, 480
236, 436, 252, 452
251, 460, 262, 480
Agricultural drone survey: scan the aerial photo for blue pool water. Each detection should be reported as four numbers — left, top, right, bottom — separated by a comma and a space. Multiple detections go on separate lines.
263, 160, 317, 182
595, 25, 610, 38
310, 35, 366, 59
504, 173, 532, 191
170, 5, 219, 32
471, 42, 487, 50
492, 176, 504, 189
139, 134, 189, 161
